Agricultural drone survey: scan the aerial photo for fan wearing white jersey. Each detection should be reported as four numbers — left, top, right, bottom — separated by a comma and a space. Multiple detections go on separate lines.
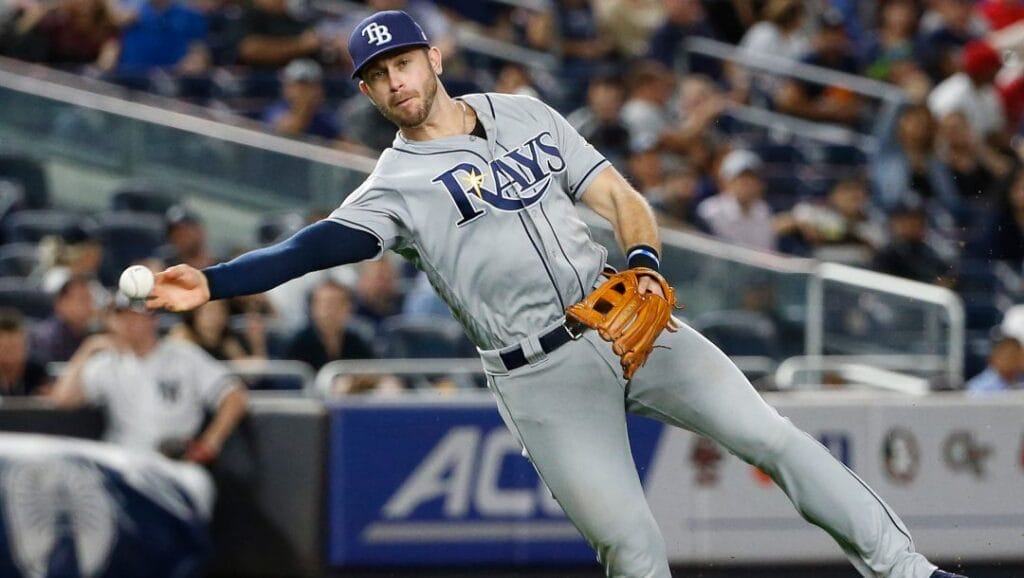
51, 293, 248, 463
142, 10, 968, 578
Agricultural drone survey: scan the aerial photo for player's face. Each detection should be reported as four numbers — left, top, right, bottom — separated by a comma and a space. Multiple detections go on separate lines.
359, 47, 442, 129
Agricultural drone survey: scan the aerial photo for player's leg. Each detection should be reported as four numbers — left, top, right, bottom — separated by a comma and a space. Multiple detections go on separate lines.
625, 323, 936, 578
485, 334, 669, 578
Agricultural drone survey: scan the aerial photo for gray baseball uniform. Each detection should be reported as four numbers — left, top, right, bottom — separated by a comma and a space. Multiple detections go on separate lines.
328, 93, 937, 578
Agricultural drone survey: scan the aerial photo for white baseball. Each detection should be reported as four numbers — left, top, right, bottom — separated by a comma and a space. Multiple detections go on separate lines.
118, 265, 154, 299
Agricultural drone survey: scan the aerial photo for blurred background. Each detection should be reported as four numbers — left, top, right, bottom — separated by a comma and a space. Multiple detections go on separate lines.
0, 0, 1020, 576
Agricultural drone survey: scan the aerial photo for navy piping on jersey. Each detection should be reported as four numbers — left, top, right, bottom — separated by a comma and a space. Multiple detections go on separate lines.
518, 212, 565, 310
539, 201, 585, 299
571, 158, 611, 198
484, 93, 497, 120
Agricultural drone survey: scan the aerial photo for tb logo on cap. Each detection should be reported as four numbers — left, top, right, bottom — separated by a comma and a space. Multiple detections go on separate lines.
362, 22, 393, 46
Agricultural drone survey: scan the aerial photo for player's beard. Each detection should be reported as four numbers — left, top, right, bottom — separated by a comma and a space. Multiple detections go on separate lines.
378, 73, 439, 129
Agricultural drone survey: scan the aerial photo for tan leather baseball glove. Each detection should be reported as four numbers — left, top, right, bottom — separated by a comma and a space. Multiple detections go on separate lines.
565, 268, 679, 380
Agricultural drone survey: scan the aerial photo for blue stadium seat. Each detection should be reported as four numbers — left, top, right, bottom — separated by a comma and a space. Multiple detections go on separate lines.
693, 310, 780, 358
380, 315, 475, 359
0, 277, 53, 320
0, 243, 40, 278
110, 184, 178, 215
0, 154, 49, 209
95, 211, 165, 286
2, 209, 83, 243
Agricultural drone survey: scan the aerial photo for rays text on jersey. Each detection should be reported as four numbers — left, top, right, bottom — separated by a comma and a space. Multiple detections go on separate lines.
432, 132, 566, 225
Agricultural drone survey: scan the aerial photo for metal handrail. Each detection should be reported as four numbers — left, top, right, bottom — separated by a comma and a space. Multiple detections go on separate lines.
806, 263, 965, 385
686, 37, 904, 102
775, 354, 947, 393
0, 57, 378, 173
684, 36, 906, 152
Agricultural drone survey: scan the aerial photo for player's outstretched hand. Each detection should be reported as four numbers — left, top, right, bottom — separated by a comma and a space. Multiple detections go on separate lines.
146, 264, 211, 312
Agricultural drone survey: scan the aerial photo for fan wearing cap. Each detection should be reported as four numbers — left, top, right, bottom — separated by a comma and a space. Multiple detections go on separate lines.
928, 40, 1007, 141
156, 204, 214, 270
262, 58, 341, 140
29, 269, 98, 366
49, 291, 247, 463
774, 10, 865, 126
696, 149, 777, 251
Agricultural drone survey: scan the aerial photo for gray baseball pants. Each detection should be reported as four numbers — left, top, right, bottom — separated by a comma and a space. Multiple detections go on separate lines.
479, 320, 937, 578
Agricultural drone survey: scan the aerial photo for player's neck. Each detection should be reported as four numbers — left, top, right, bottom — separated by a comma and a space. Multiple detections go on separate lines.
398, 92, 475, 142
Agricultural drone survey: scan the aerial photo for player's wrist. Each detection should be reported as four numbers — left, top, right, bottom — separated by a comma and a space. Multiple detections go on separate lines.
627, 244, 660, 272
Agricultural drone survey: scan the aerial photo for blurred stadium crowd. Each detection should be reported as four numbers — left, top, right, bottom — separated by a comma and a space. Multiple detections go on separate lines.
0, 0, 1021, 402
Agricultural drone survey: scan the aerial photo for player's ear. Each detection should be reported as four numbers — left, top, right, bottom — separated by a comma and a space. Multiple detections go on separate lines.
358, 80, 371, 99
428, 46, 442, 76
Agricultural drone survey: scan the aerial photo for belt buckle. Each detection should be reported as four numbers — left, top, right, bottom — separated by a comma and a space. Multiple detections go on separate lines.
564, 319, 586, 340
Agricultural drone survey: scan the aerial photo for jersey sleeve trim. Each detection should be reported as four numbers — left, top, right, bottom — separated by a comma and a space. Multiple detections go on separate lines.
326, 216, 386, 259
570, 158, 611, 200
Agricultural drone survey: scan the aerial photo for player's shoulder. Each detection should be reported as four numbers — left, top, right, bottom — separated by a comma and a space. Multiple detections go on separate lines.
465, 92, 556, 120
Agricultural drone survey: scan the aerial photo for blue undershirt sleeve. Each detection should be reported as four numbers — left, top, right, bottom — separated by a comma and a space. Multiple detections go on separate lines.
201, 220, 381, 301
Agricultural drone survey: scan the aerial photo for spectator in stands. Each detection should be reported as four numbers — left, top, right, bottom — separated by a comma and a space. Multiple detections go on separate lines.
29, 270, 96, 365
646, 0, 719, 78
50, 292, 248, 461
7, 0, 123, 70
738, 0, 808, 62
0, 308, 50, 396
235, 0, 332, 68
530, 0, 612, 105
35, 224, 104, 282
493, 63, 539, 98
112, 0, 210, 75
979, 0, 1024, 31
862, 0, 918, 68
965, 336, 1024, 393
170, 299, 266, 361
648, 165, 706, 231
262, 58, 340, 141
285, 279, 373, 370
567, 73, 630, 170
776, 178, 886, 262
871, 104, 959, 210
872, 201, 955, 286
918, 0, 988, 81
774, 10, 865, 127
696, 149, 777, 251
593, 0, 664, 58
928, 40, 1007, 142
974, 167, 1024, 267
621, 60, 724, 158
157, 205, 214, 269
935, 110, 1013, 206
735, 0, 809, 101
352, 258, 402, 333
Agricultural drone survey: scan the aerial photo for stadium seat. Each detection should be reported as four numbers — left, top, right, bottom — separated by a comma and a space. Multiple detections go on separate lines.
0, 277, 53, 319
693, 310, 780, 358
0, 243, 40, 278
95, 211, 165, 286
109, 184, 178, 215
2, 209, 83, 243
380, 315, 476, 359
0, 154, 48, 209
256, 212, 305, 246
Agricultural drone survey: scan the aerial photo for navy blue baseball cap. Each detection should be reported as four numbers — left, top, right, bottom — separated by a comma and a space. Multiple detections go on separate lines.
348, 10, 430, 79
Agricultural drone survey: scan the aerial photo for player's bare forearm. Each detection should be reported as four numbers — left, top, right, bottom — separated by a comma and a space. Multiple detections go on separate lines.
197, 386, 248, 453
580, 166, 661, 254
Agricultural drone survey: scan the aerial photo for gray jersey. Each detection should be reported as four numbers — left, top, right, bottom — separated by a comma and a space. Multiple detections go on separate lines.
329, 93, 611, 349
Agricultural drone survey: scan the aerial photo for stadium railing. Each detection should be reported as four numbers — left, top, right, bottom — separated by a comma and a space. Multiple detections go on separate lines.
683, 36, 907, 154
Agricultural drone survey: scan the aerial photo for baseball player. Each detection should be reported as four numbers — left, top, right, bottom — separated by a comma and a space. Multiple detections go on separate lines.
145, 11, 967, 578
